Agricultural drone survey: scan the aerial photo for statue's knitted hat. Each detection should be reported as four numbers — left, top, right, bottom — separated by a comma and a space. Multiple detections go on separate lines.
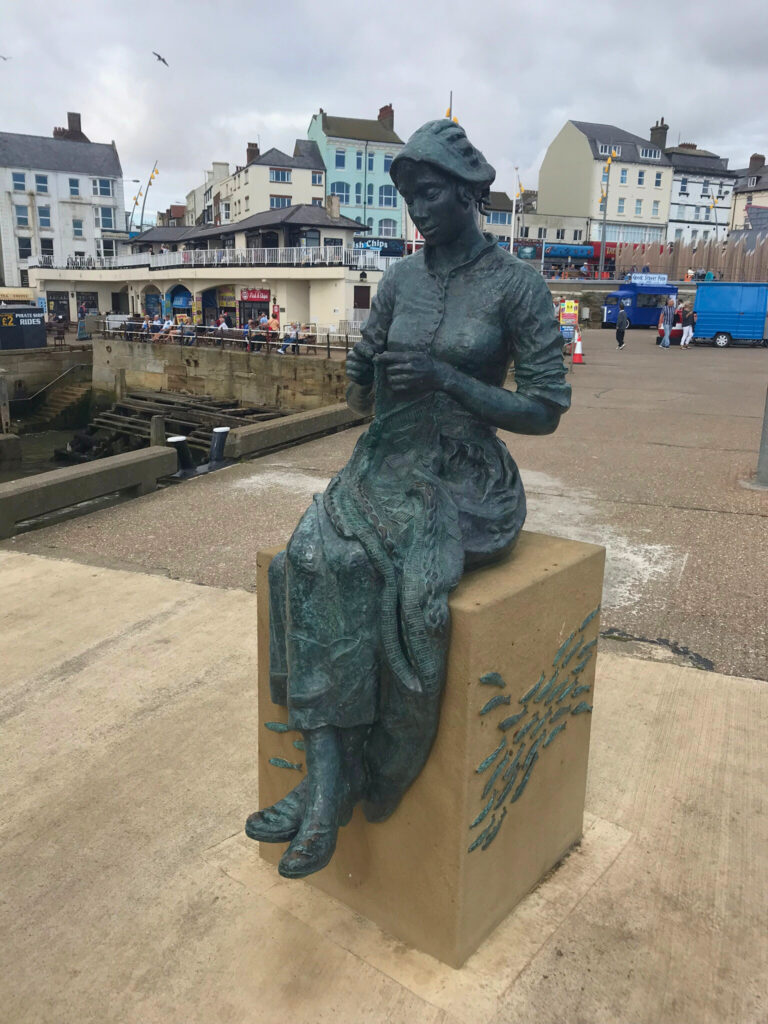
390, 119, 496, 195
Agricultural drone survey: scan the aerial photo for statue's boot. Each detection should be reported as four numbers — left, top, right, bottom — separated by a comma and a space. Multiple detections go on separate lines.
279, 726, 346, 878
245, 777, 307, 842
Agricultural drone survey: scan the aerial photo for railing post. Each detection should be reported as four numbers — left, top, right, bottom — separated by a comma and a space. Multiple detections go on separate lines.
757, 385, 768, 487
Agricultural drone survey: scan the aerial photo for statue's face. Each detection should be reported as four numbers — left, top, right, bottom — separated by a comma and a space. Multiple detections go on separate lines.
396, 162, 472, 246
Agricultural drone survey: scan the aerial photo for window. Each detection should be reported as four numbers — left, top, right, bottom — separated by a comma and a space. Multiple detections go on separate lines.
598, 144, 620, 157
335, 149, 346, 169
330, 181, 350, 204
367, 183, 374, 206
73, 218, 83, 237
95, 206, 114, 229
312, 198, 323, 206
91, 177, 112, 196
674, 229, 683, 240
97, 239, 115, 257
702, 229, 710, 240
555, 228, 565, 239
747, 176, 757, 188
680, 177, 688, 194
270, 195, 291, 208
367, 152, 374, 172
14, 204, 28, 226
379, 217, 397, 237
702, 180, 710, 195
311, 171, 323, 186
573, 229, 582, 240
379, 184, 397, 207
222, 201, 230, 221
694, 206, 701, 220
486, 211, 511, 225
617, 198, 625, 214
652, 200, 660, 216
746, 194, 753, 205
69, 178, 80, 196
599, 197, 606, 213
537, 227, 547, 239
640, 147, 661, 159
35, 174, 48, 193
620, 168, 627, 184
40, 238, 54, 257
38, 205, 51, 228
244, 196, 249, 211
655, 172, 663, 187
12, 171, 25, 191
677, 204, 685, 219
635, 199, 643, 216
269, 168, 291, 183
637, 171, 645, 186
366, 217, 373, 229
356, 150, 363, 171
355, 216, 362, 223
384, 153, 393, 172
355, 183, 362, 205
704, 206, 711, 220
691, 229, 698, 242
18, 237, 32, 260
19, 270, 29, 287
520, 226, 530, 238
602, 169, 609, 184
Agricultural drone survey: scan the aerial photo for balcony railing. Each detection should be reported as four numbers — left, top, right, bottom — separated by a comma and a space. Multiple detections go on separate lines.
28, 246, 399, 273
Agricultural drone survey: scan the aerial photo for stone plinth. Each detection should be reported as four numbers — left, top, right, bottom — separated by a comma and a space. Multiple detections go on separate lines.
256, 530, 605, 967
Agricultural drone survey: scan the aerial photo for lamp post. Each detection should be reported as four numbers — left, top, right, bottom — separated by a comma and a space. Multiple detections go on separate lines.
139, 161, 159, 233
597, 150, 615, 280
125, 179, 141, 234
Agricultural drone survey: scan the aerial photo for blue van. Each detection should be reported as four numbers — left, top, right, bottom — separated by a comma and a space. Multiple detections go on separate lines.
693, 282, 768, 347
602, 282, 679, 329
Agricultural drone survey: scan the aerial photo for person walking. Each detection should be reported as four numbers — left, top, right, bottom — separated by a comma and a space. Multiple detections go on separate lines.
658, 297, 676, 350
680, 305, 696, 349
616, 301, 628, 350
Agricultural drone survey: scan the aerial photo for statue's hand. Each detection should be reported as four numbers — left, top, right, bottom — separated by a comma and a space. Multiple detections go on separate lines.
375, 351, 446, 393
346, 340, 376, 386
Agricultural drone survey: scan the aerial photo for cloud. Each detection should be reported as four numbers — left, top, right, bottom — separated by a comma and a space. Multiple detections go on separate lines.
1, 0, 765, 213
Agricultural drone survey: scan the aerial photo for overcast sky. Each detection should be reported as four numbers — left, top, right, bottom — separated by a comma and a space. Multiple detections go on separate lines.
1, 0, 766, 218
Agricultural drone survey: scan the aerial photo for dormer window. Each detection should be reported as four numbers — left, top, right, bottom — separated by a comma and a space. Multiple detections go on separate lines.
747, 176, 757, 187
640, 147, 661, 160
598, 143, 620, 157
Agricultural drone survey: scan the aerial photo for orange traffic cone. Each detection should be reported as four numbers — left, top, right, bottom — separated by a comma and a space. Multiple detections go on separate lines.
572, 328, 584, 364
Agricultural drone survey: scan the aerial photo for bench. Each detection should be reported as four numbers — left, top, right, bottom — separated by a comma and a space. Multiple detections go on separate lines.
0, 445, 178, 539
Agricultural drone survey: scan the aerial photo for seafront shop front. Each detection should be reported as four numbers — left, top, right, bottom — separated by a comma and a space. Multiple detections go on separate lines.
27, 266, 380, 331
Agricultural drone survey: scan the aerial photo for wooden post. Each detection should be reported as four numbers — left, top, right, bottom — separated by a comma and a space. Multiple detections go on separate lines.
0, 372, 10, 434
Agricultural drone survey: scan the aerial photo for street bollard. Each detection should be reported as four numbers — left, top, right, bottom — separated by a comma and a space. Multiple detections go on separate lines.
209, 426, 230, 465
167, 435, 196, 477
757, 385, 768, 487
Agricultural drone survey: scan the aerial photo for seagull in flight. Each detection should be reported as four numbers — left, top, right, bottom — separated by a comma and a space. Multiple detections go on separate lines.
0, 55, 11, 61
152, 51, 169, 66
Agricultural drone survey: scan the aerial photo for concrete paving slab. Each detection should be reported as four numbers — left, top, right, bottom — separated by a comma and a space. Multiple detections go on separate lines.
1, 551, 766, 1023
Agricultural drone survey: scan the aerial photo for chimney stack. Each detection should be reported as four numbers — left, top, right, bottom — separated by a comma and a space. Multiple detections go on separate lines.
246, 142, 260, 165
326, 194, 340, 219
378, 103, 394, 131
52, 111, 89, 142
748, 153, 765, 172
649, 117, 669, 150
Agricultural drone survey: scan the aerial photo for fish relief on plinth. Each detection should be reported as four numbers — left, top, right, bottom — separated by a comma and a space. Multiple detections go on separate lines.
468, 604, 600, 853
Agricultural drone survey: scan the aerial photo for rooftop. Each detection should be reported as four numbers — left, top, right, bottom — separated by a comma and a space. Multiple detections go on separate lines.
571, 120, 672, 166
251, 140, 325, 171
318, 111, 404, 146
0, 130, 122, 177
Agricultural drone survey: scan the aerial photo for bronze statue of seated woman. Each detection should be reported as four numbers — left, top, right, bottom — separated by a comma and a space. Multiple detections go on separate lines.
246, 118, 570, 878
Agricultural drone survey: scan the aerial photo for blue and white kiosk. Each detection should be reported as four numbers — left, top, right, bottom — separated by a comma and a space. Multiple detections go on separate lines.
602, 274, 678, 329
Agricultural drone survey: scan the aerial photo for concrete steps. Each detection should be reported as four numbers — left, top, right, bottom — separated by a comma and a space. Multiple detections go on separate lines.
22, 384, 91, 431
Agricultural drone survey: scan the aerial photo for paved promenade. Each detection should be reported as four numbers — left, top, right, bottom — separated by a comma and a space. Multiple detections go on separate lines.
1, 327, 766, 1021
1, 549, 766, 1024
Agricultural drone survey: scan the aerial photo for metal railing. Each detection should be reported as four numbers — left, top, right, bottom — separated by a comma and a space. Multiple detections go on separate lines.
97, 318, 361, 358
29, 246, 400, 273
10, 362, 91, 403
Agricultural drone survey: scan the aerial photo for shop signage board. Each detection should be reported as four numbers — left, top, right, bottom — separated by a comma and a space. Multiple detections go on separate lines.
559, 300, 579, 326
218, 287, 237, 307
240, 288, 270, 302
0, 306, 47, 349
630, 273, 668, 285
